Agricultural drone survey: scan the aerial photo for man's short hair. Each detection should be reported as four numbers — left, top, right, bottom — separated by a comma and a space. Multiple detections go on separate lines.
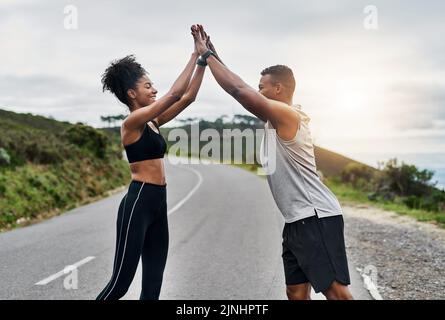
261, 65, 296, 93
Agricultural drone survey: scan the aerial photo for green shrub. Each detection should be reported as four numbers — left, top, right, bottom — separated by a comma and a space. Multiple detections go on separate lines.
63, 124, 108, 159
377, 158, 435, 197
341, 162, 375, 190
403, 189, 445, 212
22, 141, 65, 164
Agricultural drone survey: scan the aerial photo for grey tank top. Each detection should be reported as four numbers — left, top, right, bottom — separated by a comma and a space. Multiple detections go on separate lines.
260, 104, 343, 223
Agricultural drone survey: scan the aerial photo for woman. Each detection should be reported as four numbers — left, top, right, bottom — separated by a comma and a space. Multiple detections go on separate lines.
96, 27, 207, 300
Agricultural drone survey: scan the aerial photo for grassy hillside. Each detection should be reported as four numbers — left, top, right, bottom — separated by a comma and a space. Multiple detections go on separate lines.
0, 109, 130, 231
0, 109, 70, 131
314, 146, 372, 177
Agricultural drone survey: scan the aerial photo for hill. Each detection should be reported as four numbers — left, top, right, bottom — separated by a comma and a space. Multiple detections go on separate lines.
0, 109, 130, 231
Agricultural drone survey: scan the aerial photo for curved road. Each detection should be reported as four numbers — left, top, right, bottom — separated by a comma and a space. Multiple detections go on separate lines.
0, 160, 371, 300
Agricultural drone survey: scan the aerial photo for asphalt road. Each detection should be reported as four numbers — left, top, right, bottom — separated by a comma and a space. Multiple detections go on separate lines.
0, 159, 371, 300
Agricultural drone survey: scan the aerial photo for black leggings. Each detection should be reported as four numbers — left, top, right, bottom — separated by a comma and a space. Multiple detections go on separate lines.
96, 181, 168, 300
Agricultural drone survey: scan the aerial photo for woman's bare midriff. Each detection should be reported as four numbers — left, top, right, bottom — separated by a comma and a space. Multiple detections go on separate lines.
129, 158, 166, 186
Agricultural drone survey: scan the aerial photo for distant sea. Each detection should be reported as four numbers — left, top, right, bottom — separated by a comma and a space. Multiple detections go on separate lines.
346, 152, 445, 191
433, 169, 445, 190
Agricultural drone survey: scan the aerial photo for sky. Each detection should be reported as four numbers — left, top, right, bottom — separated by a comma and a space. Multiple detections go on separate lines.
0, 0, 444, 179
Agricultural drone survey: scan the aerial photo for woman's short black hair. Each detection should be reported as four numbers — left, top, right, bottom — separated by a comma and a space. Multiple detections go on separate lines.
101, 55, 147, 106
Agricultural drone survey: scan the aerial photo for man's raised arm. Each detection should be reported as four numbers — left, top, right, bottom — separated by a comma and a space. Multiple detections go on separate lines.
192, 25, 296, 127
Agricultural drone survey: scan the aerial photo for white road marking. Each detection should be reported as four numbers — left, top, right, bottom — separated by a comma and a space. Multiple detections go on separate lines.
357, 267, 384, 300
35, 256, 95, 285
168, 165, 203, 216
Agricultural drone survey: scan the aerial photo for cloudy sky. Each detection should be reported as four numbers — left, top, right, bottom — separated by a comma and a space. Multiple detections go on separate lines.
1, 0, 444, 171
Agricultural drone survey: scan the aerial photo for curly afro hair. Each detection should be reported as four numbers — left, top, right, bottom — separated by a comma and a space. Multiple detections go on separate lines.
101, 55, 147, 107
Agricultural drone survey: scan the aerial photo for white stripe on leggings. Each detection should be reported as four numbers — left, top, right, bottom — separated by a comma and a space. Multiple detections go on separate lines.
103, 183, 145, 300
97, 194, 128, 300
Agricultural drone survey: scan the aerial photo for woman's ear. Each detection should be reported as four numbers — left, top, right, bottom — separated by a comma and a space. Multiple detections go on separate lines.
127, 88, 136, 100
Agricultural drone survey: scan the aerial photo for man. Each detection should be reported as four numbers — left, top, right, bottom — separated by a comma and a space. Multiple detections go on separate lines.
191, 25, 353, 300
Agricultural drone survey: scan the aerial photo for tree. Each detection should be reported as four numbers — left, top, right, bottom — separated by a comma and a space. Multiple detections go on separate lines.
100, 114, 126, 127
177, 117, 199, 125
377, 158, 435, 197
233, 114, 264, 127
100, 116, 112, 127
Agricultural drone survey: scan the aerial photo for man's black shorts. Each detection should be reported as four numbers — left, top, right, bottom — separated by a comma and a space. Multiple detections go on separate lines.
282, 210, 351, 293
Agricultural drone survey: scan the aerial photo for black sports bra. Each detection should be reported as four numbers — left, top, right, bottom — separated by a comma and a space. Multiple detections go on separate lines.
124, 120, 167, 163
